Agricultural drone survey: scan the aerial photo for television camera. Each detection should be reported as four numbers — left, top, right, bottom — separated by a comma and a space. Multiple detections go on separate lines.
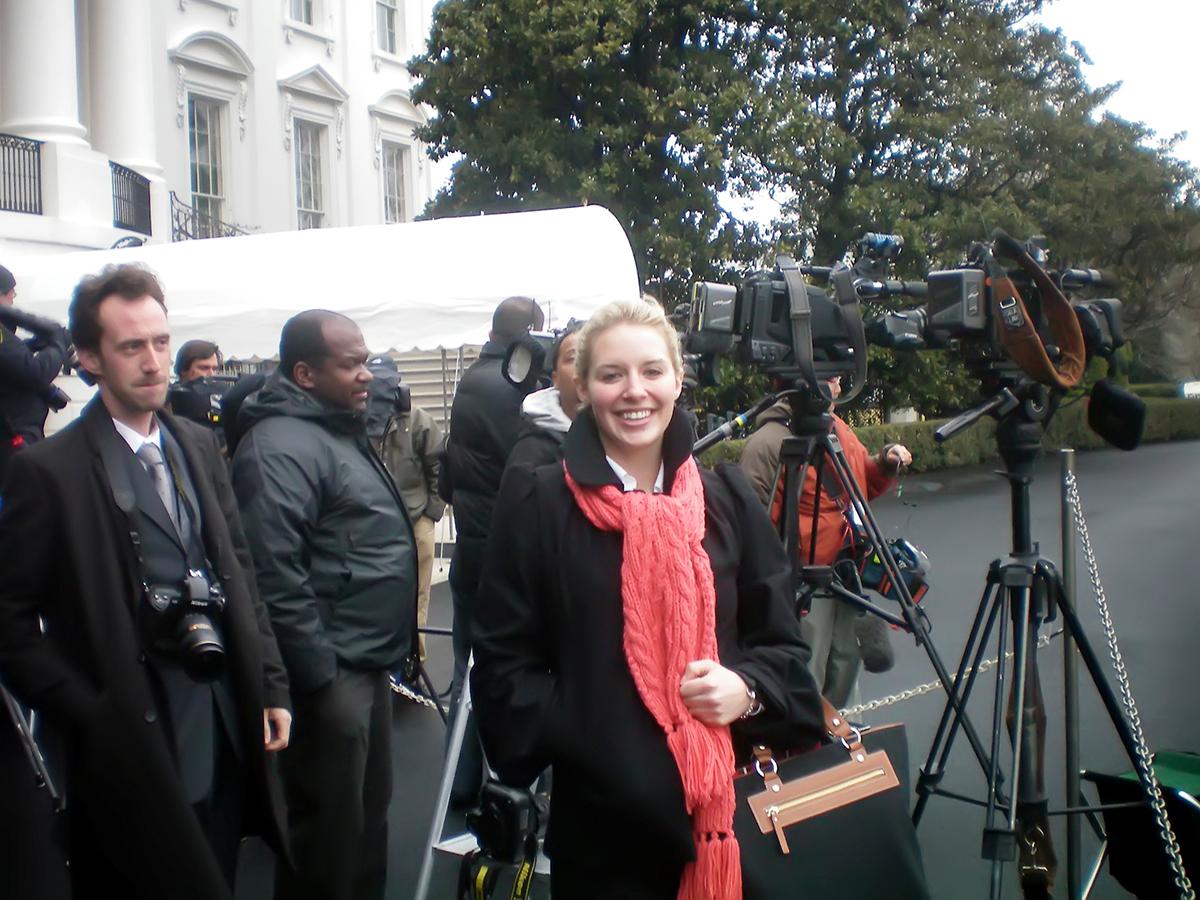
865, 232, 1124, 388
684, 231, 1127, 404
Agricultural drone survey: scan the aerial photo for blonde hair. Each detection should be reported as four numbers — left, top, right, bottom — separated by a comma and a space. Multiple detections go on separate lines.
574, 297, 684, 384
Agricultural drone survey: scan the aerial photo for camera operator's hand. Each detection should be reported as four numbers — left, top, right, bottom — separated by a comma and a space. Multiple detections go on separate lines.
878, 443, 912, 476
679, 659, 754, 726
263, 706, 292, 752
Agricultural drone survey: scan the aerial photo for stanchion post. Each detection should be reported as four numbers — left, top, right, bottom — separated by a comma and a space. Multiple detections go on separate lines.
1061, 449, 1082, 898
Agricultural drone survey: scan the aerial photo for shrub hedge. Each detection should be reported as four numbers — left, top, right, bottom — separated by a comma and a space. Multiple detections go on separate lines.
698, 398, 1200, 472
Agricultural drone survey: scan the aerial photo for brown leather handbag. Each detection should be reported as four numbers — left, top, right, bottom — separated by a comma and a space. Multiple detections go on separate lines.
734, 700, 930, 899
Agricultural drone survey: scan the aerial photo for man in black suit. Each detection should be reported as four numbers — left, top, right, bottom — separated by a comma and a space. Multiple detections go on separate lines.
0, 264, 292, 900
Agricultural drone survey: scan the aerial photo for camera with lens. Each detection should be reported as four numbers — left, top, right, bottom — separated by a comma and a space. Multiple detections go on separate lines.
501, 320, 584, 393
465, 782, 547, 864
683, 234, 911, 402
141, 569, 227, 681
168, 376, 239, 429
864, 234, 1126, 378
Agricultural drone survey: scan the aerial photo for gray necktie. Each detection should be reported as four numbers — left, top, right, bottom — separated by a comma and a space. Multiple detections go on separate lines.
137, 442, 178, 530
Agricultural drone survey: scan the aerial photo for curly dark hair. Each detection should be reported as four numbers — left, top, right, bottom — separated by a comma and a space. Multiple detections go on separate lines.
69, 264, 167, 351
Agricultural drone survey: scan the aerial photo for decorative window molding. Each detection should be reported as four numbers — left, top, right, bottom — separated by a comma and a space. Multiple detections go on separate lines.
282, 19, 336, 56
168, 31, 254, 79
277, 65, 349, 106
238, 82, 248, 141
176, 65, 188, 129
282, 93, 294, 150
279, 67, 345, 228
367, 90, 426, 128
369, 91, 427, 170
371, 50, 409, 74
179, 0, 240, 25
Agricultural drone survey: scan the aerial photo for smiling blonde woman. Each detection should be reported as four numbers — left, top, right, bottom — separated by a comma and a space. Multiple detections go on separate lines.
471, 298, 826, 899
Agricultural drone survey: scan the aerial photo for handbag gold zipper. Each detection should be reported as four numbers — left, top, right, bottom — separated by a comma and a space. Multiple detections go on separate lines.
763, 766, 890, 855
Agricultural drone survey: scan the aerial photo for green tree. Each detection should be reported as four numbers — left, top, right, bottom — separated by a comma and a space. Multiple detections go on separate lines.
409, 0, 768, 297
750, 0, 1199, 414
412, 0, 1200, 418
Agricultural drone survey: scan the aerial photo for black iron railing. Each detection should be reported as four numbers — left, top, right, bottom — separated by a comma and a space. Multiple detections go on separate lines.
110, 162, 152, 235
169, 190, 253, 242
0, 133, 43, 215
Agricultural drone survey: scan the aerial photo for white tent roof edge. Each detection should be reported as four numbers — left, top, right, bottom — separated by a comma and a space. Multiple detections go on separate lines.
8, 204, 641, 358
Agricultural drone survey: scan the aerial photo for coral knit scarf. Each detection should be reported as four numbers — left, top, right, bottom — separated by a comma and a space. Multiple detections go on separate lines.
565, 455, 741, 900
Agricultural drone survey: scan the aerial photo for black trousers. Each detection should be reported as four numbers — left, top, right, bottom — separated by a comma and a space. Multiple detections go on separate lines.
274, 668, 392, 900
549, 854, 683, 900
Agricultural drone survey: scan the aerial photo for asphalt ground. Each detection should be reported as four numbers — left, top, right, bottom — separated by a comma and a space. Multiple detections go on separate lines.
9, 440, 1198, 899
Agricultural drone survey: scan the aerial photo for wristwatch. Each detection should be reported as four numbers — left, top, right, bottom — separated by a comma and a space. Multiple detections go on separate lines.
739, 681, 765, 719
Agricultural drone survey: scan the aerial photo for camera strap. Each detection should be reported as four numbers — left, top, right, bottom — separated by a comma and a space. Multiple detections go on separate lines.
456, 833, 537, 900
777, 256, 831, 405
984, 232, 1086, 390
778, 256, 868, 403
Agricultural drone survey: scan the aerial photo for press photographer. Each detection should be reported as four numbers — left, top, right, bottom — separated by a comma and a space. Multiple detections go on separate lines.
741, 372, 911, 707
0, 264, 72, 487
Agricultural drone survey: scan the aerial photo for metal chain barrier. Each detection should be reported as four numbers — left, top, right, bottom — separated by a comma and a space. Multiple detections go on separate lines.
391, 677, 447, 714
841, 632, 1057, 718
1064, 470, 1194, 899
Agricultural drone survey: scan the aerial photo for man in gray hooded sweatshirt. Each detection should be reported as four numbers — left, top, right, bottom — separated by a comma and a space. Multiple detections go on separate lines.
505, 321, 582, 475
232, 310, 417, 900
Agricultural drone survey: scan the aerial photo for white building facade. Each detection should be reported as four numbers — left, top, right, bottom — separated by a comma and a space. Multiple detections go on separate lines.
0, 0, 435, 256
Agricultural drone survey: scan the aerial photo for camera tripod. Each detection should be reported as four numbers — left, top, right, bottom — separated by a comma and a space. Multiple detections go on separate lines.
1, 682, 61, 810
910, 381, 1172, 899
752, 389, 1000, 780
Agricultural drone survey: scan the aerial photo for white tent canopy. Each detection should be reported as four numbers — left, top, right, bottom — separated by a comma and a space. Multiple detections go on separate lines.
9, 205, 640, 358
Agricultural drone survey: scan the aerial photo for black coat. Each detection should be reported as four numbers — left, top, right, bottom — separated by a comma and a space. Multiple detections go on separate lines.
471, 409, 825, 870
444, 340, 530, 591
0, 398, 290, 899
233, 373, 418, 693
0, 320, 67, 482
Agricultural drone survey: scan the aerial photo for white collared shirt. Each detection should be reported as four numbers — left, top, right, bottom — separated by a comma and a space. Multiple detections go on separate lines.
112, 416, 162, 456
605, 456, 664, 494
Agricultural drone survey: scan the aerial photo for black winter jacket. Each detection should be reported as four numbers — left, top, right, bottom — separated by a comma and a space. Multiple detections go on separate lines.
471, 409, 825, 870
505, 386, 570, 476
444, 339, 531, 590
0, 321, 68, 483
231, 373, 418, 694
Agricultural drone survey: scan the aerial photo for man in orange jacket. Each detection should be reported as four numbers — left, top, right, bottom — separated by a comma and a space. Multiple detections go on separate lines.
740, 377, 911, 706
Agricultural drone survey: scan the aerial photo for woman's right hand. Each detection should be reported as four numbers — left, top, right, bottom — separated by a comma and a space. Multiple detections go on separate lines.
679, 659, 753, 727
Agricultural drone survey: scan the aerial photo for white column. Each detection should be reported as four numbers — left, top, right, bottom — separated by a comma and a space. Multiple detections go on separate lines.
0, 0, 88, 144
88, 0, 162, 175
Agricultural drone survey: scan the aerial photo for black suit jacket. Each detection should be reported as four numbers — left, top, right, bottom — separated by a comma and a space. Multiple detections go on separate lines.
0, 397, 290, 900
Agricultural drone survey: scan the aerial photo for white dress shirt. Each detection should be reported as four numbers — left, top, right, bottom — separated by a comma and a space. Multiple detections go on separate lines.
605, 456, 664, 494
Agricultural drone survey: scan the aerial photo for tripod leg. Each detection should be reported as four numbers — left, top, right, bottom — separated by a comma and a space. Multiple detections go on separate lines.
1007, 604, 1056, 897
914, 578, 1004, 825
826, 441, 998, 778
415, 662, 449, 726
414, 660, 476, 900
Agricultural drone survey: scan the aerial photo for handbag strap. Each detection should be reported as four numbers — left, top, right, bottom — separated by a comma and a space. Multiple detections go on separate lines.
749, 696, 864, 778
820, 697, 863, 754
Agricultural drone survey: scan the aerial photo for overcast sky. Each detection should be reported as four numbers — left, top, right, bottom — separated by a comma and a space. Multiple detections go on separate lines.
1035, 0, 1199, 170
